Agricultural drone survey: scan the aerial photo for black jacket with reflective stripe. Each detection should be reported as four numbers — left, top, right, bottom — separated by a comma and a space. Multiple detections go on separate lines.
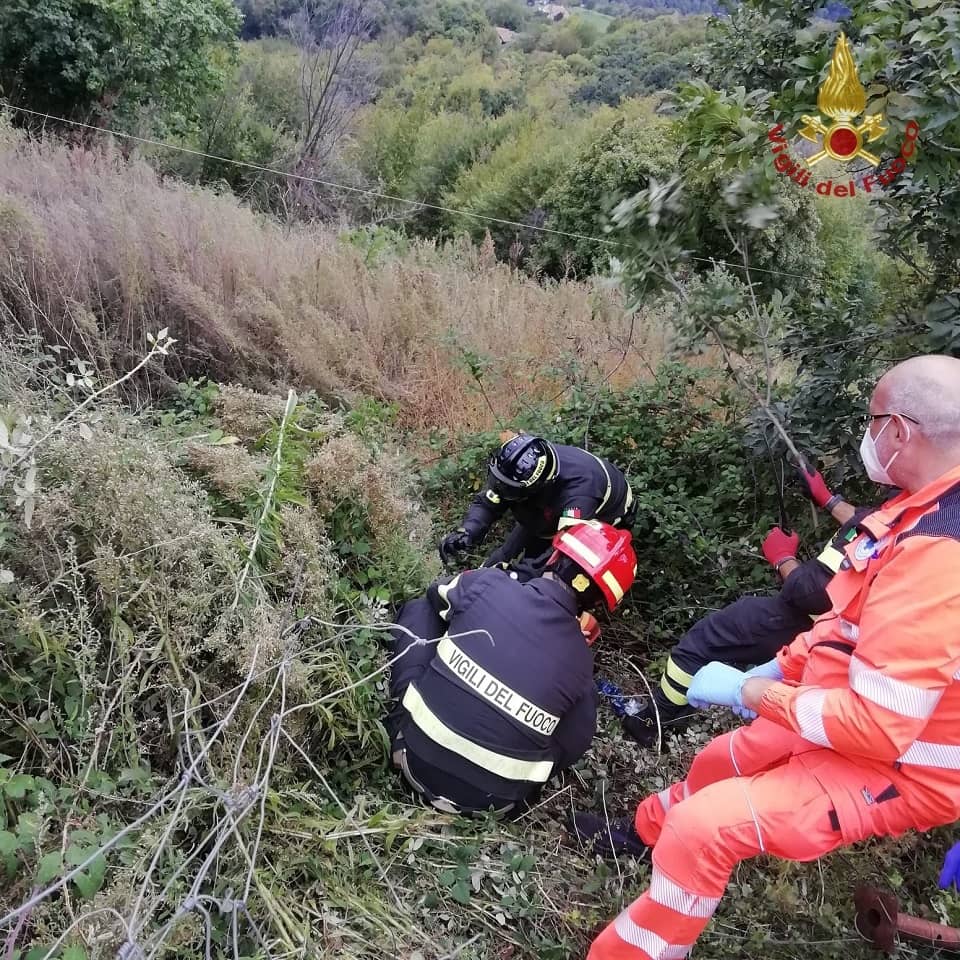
461, 444, 630, 544
399, 569, 597, 803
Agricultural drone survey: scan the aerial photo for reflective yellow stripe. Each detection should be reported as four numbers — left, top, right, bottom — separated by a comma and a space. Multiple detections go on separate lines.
559, 530, 601, 567
661, 674, 689, 706
586, 453, 613, 513
816, 543, 845, 574
602, 570, 624, 603
611, 485, 635, 526
435, 575, 461, 622
665, 657, 694, 688
402, 685, 554, 782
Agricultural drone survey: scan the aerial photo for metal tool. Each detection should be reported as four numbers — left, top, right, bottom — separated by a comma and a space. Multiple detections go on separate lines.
854, 884, 960, 954
761, 431, 790, 533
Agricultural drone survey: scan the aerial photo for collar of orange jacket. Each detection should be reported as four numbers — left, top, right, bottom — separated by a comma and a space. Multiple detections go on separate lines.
861, 462, 960, 538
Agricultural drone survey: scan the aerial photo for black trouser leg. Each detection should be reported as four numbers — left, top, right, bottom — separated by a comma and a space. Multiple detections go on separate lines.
665, 593, 811, 699
625, 594, 811, 748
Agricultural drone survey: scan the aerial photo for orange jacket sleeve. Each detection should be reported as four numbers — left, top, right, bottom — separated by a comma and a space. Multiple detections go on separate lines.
759, 536, 960, 761
776, 629, 813, 683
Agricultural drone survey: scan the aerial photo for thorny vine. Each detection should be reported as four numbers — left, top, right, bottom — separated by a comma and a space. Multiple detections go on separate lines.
0, 369, 483, 958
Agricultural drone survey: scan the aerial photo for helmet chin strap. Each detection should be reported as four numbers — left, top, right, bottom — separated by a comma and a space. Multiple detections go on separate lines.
542, 570, 578, 599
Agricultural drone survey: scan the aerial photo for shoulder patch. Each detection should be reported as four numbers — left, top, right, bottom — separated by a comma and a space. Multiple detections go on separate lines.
895, 482, 960, 546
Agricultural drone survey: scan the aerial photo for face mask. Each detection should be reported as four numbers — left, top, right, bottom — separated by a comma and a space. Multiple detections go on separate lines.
860, 417, 910, 484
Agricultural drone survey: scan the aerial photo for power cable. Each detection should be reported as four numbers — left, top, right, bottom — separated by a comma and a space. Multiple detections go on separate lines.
3, 101, 822, 284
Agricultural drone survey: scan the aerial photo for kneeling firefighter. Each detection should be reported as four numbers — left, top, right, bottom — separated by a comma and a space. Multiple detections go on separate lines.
621, 461, 869, 748
387, 521, 637, 815
439, 434, 635, 576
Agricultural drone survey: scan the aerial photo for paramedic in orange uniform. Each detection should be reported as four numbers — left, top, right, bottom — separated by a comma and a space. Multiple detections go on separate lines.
572, 355, 960, 960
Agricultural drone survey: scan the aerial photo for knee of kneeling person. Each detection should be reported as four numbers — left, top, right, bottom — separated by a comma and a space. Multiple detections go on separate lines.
657, 796, 722, 861
654, 791, 746, 892
685, 733, 738, 792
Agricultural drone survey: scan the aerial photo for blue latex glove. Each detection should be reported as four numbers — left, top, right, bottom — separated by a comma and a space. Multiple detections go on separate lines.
688, 662, 757, 720
939, 841, 960, 889
745, 659, 784, 682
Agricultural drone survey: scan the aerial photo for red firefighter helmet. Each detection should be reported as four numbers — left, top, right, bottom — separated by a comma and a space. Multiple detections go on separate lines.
549, 520, 636, 612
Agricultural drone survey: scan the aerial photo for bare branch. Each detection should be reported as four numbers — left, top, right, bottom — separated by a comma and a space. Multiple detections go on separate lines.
284, 0, 376, 218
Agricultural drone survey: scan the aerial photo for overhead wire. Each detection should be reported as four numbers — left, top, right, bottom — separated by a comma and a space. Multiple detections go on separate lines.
3, 101, 823, 285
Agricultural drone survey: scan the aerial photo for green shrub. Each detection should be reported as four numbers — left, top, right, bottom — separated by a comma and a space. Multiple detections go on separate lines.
0, 346, 442, 954
427, 363, 806, 647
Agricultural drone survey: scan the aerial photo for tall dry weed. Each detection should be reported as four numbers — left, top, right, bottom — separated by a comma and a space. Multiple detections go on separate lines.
0, 127, 671, 433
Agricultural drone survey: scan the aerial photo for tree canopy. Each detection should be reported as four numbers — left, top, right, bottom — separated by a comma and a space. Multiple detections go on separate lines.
0, 0, 240, 129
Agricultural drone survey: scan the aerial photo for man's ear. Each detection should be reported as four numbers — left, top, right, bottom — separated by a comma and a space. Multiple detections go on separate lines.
893, 414, 914, 442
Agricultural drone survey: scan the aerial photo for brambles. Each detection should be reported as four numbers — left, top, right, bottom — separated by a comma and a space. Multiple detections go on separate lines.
0, 341, 448, 956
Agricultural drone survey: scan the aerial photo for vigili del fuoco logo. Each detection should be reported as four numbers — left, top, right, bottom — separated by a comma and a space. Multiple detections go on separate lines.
767, 32, 920, 198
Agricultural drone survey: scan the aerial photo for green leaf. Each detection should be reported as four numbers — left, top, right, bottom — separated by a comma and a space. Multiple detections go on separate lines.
16, 812, 41, 843
0, 831, 17, 855
118, 765, 151, 786
72, 855, 106, 900
35, 850, 63, 885
5, 775, 34, 799
62, 947, 88, 960
451, 878, 471, 905
25, 948, 56, 960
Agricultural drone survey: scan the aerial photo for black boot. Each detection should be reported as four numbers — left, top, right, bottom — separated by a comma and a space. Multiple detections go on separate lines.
570, 811, 649, 859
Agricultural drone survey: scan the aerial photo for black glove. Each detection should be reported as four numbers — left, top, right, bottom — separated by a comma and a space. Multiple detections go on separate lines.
439, 529, 474, 564
621, 712, 659, 750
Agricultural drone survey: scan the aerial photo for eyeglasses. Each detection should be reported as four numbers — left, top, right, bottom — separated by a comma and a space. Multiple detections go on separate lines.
869, 412, 921, 425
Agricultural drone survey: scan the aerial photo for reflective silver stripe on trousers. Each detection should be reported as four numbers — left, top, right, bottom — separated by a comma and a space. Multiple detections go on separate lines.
613, 911, 692, 958
849, 655, 942, 719
658, 781, 690, 813
394, 747, 514, 815
649, 869, 721, 918
397, 749, 462, 814
728, 728, 742, 776
898, 740, 960, 769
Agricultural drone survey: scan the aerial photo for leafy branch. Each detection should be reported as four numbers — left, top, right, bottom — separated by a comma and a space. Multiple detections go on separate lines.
610, 176, 806, 464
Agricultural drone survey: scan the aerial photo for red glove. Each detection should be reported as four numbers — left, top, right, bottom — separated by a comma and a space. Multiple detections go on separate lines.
762, 526, 800, 567
579, 612, 600, 645
795, 461, 835, 509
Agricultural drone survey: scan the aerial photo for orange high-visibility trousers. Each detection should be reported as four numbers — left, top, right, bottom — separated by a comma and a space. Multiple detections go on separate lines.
588, 722, 920, 960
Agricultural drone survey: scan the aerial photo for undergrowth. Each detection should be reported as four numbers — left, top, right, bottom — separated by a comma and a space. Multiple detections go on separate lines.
1, 336, 957, 960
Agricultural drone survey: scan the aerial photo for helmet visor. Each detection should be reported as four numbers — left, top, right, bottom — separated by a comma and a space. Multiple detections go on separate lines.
489, 475, 528, 502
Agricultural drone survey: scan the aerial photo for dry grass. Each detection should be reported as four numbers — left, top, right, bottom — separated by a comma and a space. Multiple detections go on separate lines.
0, 118, 670, 433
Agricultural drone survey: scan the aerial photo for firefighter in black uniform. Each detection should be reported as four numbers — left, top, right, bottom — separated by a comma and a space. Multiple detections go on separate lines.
387, 521, 637, 814
439, 434, 635, 576
622, 462, 870, 748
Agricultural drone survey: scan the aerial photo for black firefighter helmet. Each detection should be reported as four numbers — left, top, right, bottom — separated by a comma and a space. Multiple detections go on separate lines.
487, 434, 558, 501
